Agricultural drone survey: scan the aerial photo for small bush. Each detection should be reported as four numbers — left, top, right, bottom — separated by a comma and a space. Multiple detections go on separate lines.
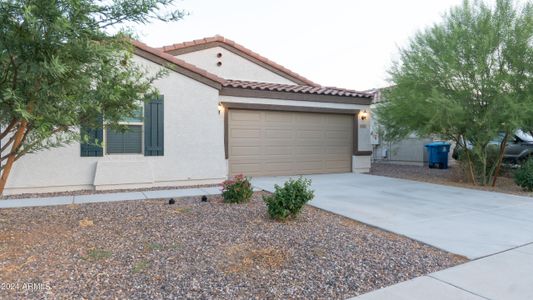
263, 177, 314, 221
222, 174, 254, 203
514, 158, 533, 191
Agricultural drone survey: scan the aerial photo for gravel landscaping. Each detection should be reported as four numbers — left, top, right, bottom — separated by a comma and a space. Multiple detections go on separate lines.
370, 162, 532, 197
0, 192, 466, 299
0, 183, 219, 200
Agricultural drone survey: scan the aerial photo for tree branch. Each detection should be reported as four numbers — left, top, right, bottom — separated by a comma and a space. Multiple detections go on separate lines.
0, 119, 18, 140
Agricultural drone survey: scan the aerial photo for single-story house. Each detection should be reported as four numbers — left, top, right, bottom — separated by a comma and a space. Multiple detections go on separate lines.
4, 35, 373, 195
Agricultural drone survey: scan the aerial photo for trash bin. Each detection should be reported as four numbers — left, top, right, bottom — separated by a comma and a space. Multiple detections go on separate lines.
425, 142, 451, 169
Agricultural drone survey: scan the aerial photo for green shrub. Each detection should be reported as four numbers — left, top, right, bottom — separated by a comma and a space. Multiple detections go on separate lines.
514, 158, 533, 191
263, 177, 314, 221
221, 174, 254, 203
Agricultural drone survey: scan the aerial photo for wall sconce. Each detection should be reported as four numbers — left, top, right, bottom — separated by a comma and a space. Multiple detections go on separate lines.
359, 110, 368, 121
218, 102, 224, 114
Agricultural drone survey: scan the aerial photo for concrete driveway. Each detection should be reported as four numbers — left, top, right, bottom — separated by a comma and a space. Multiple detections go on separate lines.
253, 173, 533, 259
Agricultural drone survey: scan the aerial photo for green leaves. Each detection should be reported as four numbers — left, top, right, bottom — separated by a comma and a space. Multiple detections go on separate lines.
263, 178, 314, 221
377, 0, 532, 185
0, 0, 183, 191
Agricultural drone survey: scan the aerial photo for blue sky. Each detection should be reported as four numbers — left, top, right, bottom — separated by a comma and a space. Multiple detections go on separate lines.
132, 0, 501, 90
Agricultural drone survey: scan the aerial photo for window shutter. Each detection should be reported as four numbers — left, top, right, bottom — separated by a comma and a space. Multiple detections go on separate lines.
144, 95, 164, 156
80, 116, 103, 157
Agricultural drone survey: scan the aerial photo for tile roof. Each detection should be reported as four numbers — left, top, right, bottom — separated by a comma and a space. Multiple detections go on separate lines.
158, 35, 319, 87
223, 80, 373, 99
132, 40, 372, 100
132, 39, 225, 85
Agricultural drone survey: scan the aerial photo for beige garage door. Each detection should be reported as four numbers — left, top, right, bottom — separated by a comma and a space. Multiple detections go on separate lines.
228, 109, 353, 176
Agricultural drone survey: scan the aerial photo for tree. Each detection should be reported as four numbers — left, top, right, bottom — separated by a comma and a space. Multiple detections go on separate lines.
375, 0, 533, 186
0, 0, 185, 194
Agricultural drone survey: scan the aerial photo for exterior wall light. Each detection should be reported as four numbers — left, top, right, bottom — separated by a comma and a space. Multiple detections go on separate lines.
359, 110, 368, 121
218, 102, 224, 114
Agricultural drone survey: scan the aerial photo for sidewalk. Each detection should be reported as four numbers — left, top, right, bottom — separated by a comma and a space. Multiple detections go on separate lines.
0, 187, 222, 209
352, 242, 533, 300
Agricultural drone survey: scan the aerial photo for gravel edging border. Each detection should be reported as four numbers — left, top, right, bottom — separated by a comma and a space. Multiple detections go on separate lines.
0, 183, 221, 200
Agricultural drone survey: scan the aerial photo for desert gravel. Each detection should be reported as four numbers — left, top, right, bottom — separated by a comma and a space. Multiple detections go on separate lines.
370, 162, 532, 197
0, 192, 466, 299
0, 183, 219, 200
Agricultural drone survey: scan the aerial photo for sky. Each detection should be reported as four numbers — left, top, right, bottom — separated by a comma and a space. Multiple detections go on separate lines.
132, 0, 499, 91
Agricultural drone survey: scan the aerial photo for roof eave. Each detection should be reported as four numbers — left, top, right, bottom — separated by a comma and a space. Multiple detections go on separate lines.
220, 86, 373, 105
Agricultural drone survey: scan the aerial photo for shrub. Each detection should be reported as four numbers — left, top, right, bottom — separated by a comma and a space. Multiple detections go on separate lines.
221, 174, 254, 203
514, 158, 533, 191
263, 177, 314, 221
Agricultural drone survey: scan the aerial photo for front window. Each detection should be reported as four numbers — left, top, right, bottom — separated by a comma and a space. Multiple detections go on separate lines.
106, 106, 143, 154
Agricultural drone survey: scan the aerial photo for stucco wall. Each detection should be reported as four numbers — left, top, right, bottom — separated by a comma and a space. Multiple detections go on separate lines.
4, 56, 227, 195
372, 137, 432, 166
176, 46, 298, 84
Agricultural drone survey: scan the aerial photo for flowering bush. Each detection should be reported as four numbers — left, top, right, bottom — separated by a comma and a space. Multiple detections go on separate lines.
221, 174, 253, 203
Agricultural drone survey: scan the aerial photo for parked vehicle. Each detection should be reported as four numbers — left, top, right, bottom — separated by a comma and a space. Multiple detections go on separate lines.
452, 130, 533, 164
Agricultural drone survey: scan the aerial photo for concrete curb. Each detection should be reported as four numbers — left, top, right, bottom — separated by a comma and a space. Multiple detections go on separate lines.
0, 188, 221, 209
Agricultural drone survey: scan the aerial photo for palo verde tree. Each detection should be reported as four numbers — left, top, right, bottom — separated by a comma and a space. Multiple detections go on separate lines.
376, 0, 533, 186
0, 0, 185, 194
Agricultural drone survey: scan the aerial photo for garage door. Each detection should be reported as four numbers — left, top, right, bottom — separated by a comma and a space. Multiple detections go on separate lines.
228, 109, 353, 176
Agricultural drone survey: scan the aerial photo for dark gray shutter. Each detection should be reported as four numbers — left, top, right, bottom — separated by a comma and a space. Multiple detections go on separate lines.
80, 118, 103, 157
144, 95, 164, 156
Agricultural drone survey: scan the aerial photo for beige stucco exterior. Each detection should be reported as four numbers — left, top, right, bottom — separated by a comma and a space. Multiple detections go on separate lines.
175, 46, 298, 85
2, 42, 372, 195
4, 56, 227, 195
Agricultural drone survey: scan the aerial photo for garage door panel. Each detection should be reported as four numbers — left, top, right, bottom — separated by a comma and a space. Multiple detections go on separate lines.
230, 138, 262, 147
297, 130, 324, 139
229, 109, 352, 176
295, 139, 326, 147
265, 162, 294, 172
264, 146, 292, 155
326, 130, 351, 139
231, 110, 262, 121
264, 112, 293, 123
264, 129, 293, 139
326, 116, 350, 125
231, 128, 261, 138
230, 163, 263, 175
231, 146, 262, 156
293, 161, 325, 171
294, 146, 323, 155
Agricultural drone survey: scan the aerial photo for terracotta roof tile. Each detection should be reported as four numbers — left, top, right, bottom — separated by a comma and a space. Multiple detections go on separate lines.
158, 35, 319, 87
223, 80, 373, 99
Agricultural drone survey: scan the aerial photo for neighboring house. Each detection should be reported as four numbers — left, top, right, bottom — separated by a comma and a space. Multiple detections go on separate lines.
369, 88, 437, 166
3, 35, 373, 195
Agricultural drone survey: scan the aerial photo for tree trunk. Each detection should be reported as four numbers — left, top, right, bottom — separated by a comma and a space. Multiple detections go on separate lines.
0, 121, 27, 195
464, 150, 477, 185
491, 133, 509, 187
